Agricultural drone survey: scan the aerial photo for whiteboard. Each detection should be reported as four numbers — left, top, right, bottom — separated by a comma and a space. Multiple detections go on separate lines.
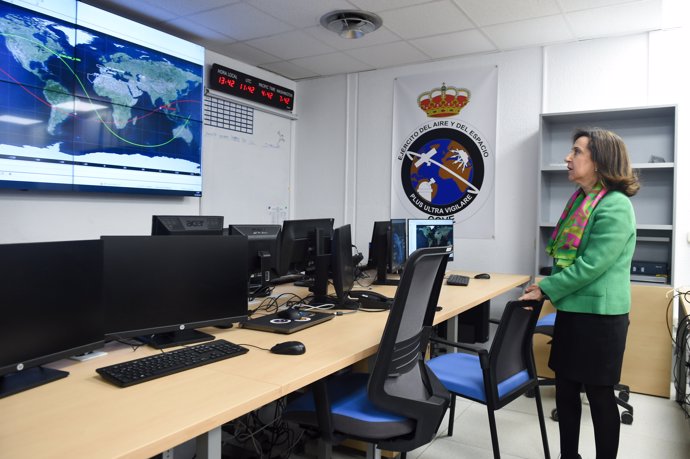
200, 107, 291, 225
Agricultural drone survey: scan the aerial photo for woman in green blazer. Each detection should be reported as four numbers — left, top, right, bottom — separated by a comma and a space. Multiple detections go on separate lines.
520, 128, 639, 459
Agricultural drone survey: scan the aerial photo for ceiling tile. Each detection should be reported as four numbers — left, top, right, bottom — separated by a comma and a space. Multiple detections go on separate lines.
347, 0, 431, 13
483, 15, 574, 49
380, 1, 474, 39
346, 41, 430, 68
163, 16, 233, 43
411, 29, 496, 58
207, 42, 281, 67
139, 0, 234, 17
290, 52, 374, 76
82, 0, 178, 25
75, 0, 678, 81
558, 0, 644, 13
246, 30, 336, 60
187, 3, 294, 41
454, 0, 561, 26
567, 0, 663, 39
249, 0, 356, 28
259, 61, 320, 80
303, 24, 400, 51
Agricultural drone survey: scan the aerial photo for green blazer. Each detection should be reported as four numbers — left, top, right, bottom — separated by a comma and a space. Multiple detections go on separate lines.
539, 190, 636, 315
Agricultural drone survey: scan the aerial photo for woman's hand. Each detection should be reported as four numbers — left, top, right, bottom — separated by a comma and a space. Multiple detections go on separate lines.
519, 284, 544, 301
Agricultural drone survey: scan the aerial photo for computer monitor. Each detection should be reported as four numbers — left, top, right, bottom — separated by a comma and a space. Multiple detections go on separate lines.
102, 235, 248, 349
228, 224, 281, 298
330, 224, 359, 309
367, 221, 389, 269
407, 219, 454, 261
389, 218, 407, 274
367, 220, 404, 286
151, 215, 224, 235
0, 240, 104, 398
277, 218, 334, 299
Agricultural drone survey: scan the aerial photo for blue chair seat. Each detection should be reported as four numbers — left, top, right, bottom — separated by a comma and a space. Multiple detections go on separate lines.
536, 312, 556, 328
285, 371, 415, 440
428, 353, 530, 403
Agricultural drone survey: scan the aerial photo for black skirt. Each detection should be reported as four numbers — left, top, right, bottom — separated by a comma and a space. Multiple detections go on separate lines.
548, 310, 629, 386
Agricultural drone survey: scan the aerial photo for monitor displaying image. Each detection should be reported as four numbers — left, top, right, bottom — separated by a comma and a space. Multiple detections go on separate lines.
407, 219, 454, 261
389, 218, 406, 273
0, 1, 204, 196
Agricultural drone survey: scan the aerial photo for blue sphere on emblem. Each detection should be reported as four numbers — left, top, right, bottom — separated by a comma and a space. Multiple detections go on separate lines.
408, 138, 475, 206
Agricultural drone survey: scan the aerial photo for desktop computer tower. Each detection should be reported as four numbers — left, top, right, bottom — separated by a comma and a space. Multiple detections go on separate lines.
456, 300, 490, 343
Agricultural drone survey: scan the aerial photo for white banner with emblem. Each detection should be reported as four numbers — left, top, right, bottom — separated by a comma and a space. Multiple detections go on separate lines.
391, 66, 497, 239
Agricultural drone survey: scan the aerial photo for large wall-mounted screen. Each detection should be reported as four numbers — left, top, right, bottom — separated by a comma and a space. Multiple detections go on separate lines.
0, 1, 204, 196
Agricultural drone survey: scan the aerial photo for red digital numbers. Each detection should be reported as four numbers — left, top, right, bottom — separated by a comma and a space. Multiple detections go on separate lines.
210, 64, 294, 111
239, 83, 255, 94
217, 76, 235, 88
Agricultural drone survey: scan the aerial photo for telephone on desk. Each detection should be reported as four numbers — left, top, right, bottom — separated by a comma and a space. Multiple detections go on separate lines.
349, 290, 393, 310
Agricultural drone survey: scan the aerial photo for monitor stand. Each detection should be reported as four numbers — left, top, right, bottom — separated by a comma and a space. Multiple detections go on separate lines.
0, 367, 68, 399
137, 329, 214, 349
373, 257, 399, 286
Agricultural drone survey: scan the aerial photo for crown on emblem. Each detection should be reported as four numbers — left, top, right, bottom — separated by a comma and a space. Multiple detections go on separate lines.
417, 83, 471, 118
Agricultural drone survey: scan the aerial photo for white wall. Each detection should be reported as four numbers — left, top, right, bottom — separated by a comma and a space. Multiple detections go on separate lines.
294, 29, 689, 286
0, 51, 296, 244
290, 74, 350, 226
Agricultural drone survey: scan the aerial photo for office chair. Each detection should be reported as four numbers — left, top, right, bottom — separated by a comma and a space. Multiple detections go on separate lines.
283, 246, 452, 459
533, 312, 634, 425
427, 299, 550, 459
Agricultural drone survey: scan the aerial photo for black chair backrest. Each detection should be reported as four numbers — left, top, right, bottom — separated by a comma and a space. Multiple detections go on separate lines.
368, 246, 451, 451
487, 299, 544, 405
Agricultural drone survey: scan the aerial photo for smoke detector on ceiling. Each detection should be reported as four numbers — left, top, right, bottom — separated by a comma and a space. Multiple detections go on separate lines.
320, 10, 382, 39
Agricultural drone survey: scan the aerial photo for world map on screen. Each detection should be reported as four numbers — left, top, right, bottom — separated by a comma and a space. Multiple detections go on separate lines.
0, 2, 204, 193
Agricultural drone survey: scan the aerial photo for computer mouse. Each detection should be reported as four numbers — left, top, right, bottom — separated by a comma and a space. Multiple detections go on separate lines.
474, 273, 491, 279
270, 341, 306, 355
277, 307, 302, 320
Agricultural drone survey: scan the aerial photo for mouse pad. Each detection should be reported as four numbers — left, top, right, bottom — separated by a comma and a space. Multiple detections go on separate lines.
241, 310, 334, 334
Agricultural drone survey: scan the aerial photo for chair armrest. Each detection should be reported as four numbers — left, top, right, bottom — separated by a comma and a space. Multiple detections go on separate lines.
429, 335, 488, 356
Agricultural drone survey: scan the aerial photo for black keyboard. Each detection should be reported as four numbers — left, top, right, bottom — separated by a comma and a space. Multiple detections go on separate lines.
446, 274, 470, 286
96, 339, 248, 387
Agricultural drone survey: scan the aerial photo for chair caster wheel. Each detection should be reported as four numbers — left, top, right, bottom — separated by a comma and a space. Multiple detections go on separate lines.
550, 408, 559, 422
525, 388, 535, 398
618, 390, 630, 402
621, 410, 633, 425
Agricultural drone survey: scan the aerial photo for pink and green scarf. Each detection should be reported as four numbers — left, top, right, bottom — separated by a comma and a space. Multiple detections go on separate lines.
546, 183, 607, 268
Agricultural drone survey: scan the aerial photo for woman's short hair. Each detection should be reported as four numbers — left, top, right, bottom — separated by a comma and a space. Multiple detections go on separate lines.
573, 128, 640, 197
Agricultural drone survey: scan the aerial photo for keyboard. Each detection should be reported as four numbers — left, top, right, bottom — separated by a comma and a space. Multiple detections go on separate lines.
446, 274, 470, 286
96, 339, 248, 387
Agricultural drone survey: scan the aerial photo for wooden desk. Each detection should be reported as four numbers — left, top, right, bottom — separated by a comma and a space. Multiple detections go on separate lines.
533, 283, 673, 397
0, 272, 528, 459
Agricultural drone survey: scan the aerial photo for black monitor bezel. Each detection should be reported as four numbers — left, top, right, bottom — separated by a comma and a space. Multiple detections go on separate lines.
0, 240, 105, 397
102, 235, 248, 347
151, 215, 225, 236
407, 218, 455, 261
277, 218, 334, 277
331, 224, 355, 306
228, 224, 282, 276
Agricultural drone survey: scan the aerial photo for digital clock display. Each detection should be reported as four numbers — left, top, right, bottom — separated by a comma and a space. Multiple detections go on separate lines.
209, 63, 294, 111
